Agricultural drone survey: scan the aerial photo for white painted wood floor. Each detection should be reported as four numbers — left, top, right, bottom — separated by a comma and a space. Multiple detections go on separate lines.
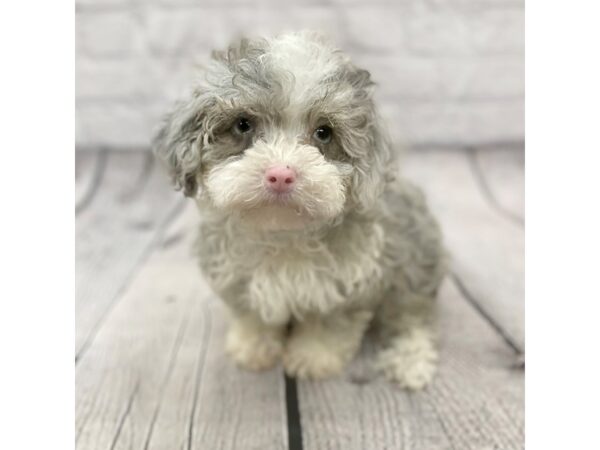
75, 147, 525, 450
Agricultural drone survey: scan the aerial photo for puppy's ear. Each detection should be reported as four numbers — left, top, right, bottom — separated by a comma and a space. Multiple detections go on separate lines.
351, 116, 394, 211
153, 94, 210, 197
340, 66, 395, 211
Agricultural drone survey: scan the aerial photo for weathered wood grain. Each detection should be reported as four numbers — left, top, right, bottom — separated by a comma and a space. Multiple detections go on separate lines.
75, 149, 107, 215
75, 151, 184, 359
296, 278, 524, 450
403, 149, 524, 352
472, 147, 524, 224
76, 203, 288, 450
75, 149, 524, 450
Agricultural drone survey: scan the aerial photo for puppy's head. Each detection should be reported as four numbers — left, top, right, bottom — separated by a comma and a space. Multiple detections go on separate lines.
154, 31, 392, 231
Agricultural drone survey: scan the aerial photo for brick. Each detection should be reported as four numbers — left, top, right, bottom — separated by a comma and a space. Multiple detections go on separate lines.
404, 7, 472, 56
76, 58, 149, 100
249, 6, 346, 45
380, 100, 524, 145
439, 56, 524, 100
76, 11, 140, 57
404, 6, 523, 56
342, 5, 406, 52
76, 102, 157, 148
145, 5, 346, 56
76, 0, 132, 7
145, 7, 224, 56
437, 0, 523, 6
77, 55, 199, 102
354, 54, 443, 101
470, 9, 524, 55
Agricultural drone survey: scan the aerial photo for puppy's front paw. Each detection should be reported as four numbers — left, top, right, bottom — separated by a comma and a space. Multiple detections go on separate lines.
283, 335, 345, 380
225, 320, 284, 371
376, 332, 438, 390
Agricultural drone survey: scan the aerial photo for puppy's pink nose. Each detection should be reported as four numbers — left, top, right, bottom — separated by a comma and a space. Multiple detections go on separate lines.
265, 165, 296, 193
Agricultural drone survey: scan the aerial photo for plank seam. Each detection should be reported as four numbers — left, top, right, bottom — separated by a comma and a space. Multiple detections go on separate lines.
416, 394, 458, 450
450, 272, 523, 356
75, 374, 108, 444
466, 147, 524, 227
75, 148, 108, 216
284, 375, 304, 450
119, 150, 156, 203
75, 197, 187, 364
143, 306, 192, 450
109, 380, 140, 450
187, 301, 213, 450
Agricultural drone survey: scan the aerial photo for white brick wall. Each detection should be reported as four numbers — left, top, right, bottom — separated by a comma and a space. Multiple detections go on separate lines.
76, 0, 524, 149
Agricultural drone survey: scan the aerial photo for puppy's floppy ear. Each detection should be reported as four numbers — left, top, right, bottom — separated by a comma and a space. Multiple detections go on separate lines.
153, 94, 211, 197
351, 116, 394, 211
338, 65, 395, 211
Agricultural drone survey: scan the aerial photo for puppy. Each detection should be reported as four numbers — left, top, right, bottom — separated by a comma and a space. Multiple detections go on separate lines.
153, 31, 446, 389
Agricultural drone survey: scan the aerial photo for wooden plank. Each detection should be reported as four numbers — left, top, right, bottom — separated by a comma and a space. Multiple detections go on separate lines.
297, 278, 524, 450
75, 150, 93, 201
472, 147, 524, 224
76, 203, 289, 450
75, 150, 183, 359
75, 150, 107, 214
76, 148, 524, 449
403, 149, 524, 351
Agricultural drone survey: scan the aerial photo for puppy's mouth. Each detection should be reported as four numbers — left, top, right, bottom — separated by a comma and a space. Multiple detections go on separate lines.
238, 202, 314, 231
239, 187, 320, 231
263, 190, 300, 208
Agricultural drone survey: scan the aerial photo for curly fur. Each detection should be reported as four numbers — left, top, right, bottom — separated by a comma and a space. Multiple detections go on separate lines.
153, 31, 446, 389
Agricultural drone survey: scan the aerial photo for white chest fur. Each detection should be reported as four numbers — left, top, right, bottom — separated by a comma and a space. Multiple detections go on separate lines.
197, 214, 389, 325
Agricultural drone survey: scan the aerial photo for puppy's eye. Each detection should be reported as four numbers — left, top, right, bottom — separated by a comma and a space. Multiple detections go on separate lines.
233, 117, 253, 134
313, 126, 333, 144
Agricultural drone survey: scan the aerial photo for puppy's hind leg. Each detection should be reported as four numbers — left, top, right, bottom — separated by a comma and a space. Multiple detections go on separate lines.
374, 289, 438, 390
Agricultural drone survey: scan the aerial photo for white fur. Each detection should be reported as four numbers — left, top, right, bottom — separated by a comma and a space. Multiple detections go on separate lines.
225, 312, 285, 371
375, 327, 438, 390
267, 33, 347, 109
283, 310, 373, 379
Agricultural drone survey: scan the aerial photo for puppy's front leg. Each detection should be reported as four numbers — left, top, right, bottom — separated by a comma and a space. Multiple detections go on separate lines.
225, 311, 286, 371
283, 310, 373, 380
